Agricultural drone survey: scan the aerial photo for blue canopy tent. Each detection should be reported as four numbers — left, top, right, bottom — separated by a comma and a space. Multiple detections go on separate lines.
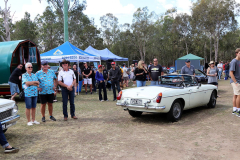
40, 41, 100, 63
84, 46, 128, 61
40, 41, 100, 95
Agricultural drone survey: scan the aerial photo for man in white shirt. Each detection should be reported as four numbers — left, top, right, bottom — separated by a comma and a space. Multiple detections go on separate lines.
58, 59, 77, 121
122, 64, 129, 87
217, 61, 223, 80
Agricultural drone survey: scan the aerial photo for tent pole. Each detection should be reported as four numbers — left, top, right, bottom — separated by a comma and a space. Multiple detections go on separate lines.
78, 60, 79, 95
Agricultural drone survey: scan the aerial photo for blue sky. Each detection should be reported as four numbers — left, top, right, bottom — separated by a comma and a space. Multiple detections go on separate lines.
0, 0, 235, 29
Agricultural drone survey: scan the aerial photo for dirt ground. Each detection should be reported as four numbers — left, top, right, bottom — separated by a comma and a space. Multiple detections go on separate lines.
0, 80, 240, 160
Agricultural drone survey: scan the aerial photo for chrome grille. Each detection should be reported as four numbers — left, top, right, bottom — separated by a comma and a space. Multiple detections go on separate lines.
0, 109, 12, 121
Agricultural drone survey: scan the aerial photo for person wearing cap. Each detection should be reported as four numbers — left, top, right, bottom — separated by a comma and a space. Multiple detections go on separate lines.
90, 64, 97, 93
82, 62, 93, 94
109, 62, 121, 101
58, 59, 77, 121
36, 61, 58, 122
181, 59, 195, 76
206, 61, 218, 86
95, 65, 108, 101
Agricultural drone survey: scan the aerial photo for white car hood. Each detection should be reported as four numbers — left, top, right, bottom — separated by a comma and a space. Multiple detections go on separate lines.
122, 86, 172, 99
0, 98, 15, 109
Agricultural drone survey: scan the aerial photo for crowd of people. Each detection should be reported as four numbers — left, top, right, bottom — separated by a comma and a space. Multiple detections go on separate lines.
2, 50, 240, 153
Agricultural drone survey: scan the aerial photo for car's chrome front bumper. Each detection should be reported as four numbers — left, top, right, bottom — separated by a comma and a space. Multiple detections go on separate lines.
1, 115, 20, 130
116, 102, 166, 111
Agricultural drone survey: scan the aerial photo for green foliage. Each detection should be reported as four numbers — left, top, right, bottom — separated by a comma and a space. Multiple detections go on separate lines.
11, 12, 38, 43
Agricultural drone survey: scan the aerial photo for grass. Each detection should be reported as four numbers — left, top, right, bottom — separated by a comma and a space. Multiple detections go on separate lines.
0, 80, 240, 160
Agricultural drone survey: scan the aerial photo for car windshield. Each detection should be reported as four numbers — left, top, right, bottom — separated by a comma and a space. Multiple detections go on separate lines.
161, 75, 197, 86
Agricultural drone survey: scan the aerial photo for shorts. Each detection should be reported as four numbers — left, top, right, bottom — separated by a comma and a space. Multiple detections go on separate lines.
84, 78, 92, 84
25, 96, 38, 109
231, 83, 240, 95
208, 82, 218, 85
8, 82, 20, 95
123, 77, 129, 80
39, 94, 54, 104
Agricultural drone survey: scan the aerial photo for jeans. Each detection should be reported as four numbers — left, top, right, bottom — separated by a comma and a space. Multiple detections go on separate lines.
111, 79, 120, 99
218, 71, 222, 79
24, 96, 38, 109
92, 79, 96, 92
151, 81, 159, 86
0, 122, 9, 148
225, 70, 229, 79
98, 82, 107, 101
61, 87, 75, 118
136, 80, 146, 87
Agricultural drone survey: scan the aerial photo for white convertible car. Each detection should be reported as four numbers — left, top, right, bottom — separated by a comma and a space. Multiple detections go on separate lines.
116, 74, 218, 122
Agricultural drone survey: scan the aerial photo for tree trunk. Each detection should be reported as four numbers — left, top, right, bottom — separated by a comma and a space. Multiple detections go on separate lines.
185, 40, 188, 54
209, 35, 212, 61
204, 41, 206, 65
213, 34, 218, 63
3, 0, 11, 41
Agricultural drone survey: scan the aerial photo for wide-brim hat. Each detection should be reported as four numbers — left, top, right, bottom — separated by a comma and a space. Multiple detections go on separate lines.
60, 59, 70, 66
209, 61, 215, 65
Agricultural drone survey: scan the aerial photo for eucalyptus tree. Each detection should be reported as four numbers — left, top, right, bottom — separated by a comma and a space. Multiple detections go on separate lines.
100, 13, 120, 48
11, 12, 38, 43
191, 0, 240, 62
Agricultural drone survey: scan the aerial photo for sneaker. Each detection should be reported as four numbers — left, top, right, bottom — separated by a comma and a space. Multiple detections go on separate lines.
27, 122, 33, 126
4, 147, 19, 153
85, 92, 88, 95
32, 120, 40, 124
90, 92, 92, 94
105, 99, 109, 101
42, 117, 46, 122
235, 110, 240, 117
100, 100, 104, 102
50, 116, 56, 121
113, 99, 116, 101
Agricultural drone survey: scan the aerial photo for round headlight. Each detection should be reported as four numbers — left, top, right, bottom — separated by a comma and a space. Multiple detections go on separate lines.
12, 104, 18, 116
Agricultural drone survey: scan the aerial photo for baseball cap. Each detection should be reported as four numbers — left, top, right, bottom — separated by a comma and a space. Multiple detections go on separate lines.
185, 59, 190, 62
83, 62, 87, 64
111, 62, 116, 65
42, 61, 48, 65
98, 65, 102, 68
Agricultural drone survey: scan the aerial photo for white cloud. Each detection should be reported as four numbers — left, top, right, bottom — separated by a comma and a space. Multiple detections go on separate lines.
84, 0, 136, 17
13, 0, 48, 22
157, 0, 192, 14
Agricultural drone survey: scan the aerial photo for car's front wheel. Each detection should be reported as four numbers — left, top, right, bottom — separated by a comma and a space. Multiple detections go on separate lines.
167, 100, 183, 122
128, 110, 143, 117
207, 91, 217, 108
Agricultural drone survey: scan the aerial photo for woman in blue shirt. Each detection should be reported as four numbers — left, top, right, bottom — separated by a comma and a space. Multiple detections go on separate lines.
22, 62, 40, 126
95, 65, 108, 101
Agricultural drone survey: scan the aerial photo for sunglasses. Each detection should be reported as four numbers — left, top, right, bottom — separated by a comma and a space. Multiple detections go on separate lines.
154, 61, 157, 62
62, 62, 68, 64
111, 64, 115, 65
28, 67, 33, 68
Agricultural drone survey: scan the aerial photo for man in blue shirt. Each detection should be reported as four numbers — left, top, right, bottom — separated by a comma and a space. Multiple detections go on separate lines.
181, 59, 195, 76
36, 61, 58, 122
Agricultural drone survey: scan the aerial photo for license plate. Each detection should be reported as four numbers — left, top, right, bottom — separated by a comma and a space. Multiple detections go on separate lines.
130, 99, 142, 105
1, 123, 6, 130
